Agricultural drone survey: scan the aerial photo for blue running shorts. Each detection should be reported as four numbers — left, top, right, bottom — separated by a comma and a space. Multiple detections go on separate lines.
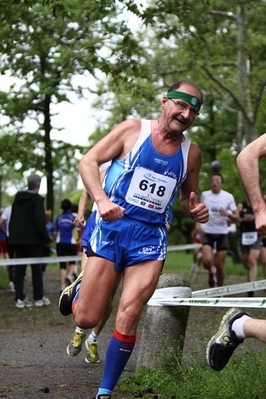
88, 217, 167, 271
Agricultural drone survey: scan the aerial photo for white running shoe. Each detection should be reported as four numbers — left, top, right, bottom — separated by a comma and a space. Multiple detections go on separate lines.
16, 298, 33, 308
35, 296, 51, 307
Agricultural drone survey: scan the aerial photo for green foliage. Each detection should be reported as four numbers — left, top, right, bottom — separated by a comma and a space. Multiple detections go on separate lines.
118, 349, 266, 398
0, 0, 146, 212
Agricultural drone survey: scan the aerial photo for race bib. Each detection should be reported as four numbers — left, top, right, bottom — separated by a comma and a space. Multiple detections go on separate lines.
241, 232, 258, 245
125, 166, 176, 213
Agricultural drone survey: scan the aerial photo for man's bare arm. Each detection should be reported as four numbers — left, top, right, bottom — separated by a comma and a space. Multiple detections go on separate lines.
237, 134, 266, 233
236, 134, 266, 214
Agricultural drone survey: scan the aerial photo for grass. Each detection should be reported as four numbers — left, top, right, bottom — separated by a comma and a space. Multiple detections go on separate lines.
118, 350, 266, 398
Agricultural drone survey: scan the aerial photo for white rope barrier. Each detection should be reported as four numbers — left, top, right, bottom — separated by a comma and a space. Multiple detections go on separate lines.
167, 243, 202, 252
148, 280, 266, 307
0, 255, 82, 266
0, 243, 201, 267
1, 242, 265, 309
192, 280, 266, 297
149, 297, 266, 309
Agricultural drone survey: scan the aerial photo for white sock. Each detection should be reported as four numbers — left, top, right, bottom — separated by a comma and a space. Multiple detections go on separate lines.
76, 326, 87, 334
231, 315, 251, 339
88, 330, 99, 343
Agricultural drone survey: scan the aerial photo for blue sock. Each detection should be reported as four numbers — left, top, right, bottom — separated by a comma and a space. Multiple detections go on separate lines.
97, 329, 136, 395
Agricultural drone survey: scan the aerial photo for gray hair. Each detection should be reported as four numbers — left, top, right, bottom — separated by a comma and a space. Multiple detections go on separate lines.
27, 173, 42, 190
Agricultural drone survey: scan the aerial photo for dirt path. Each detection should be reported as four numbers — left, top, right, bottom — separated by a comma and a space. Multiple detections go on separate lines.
0, 267, 265, 399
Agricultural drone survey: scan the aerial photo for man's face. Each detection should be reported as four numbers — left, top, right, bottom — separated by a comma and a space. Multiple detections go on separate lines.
161, 84, 201, 134
211, 175, 223, 193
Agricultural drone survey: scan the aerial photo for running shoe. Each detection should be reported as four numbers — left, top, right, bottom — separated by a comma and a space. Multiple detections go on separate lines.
8, 281, 15, 292
190, 264, 200, 273
85, 340, 100, 363
67, 330, 86, 356
206, 308, 247, 371
16, 298, 33, 308
59, 271, 83, 316
247, 291, 254, 297
208, 271, 216, 287
35, 297, 51, 307
92, 395, 111, 399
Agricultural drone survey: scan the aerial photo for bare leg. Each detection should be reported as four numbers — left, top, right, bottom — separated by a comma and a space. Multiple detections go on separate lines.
244, 318, 266, 343
214, 250, 227, 286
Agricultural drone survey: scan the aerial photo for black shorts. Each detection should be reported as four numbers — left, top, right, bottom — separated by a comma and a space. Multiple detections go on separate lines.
202, 233, 229, 251
56, 243, 77, 269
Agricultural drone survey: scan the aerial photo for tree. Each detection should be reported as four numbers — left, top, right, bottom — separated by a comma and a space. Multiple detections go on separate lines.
141, 0, 266, 149
0, 0, 143, 213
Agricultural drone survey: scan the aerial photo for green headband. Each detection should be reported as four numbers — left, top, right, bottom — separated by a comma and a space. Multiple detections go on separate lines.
167, 91, 202, 110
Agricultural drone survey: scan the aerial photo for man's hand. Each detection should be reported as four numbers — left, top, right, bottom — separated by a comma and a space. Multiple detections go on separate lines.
189, 192, 209, 223
98, 199, 126, 222
73, 215, 85, 228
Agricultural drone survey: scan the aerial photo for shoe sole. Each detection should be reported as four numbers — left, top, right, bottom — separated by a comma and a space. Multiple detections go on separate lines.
84, 357, 100, 363
59, 271, 84, 316
35, 301, 51, 307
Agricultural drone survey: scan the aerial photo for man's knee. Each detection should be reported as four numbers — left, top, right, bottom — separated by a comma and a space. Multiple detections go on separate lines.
75, 310, 100, 330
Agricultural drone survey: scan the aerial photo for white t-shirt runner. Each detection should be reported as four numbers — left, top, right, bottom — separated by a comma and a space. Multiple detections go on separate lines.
200, 189, 237, 234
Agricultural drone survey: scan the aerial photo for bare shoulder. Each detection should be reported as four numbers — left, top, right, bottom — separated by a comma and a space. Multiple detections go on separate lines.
101, 119, 142, 144
86, 119, 143, 163
113, 118, 141, 132
189, 142, 201, 155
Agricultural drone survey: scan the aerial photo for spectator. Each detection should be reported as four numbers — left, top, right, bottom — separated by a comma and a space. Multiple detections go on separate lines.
0, 208, 11, 289
71, 203, 82, 256
9, 173, 52, 308
200, 174, 239, 287
259, 237, 266, 279
0, 205, 15, 292
237, 199, 261, 296
42, 210, 56, 272
55, 199, 77, 292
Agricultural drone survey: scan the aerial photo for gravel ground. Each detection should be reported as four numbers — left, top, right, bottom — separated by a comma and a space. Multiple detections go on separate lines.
0, 266, 265, 399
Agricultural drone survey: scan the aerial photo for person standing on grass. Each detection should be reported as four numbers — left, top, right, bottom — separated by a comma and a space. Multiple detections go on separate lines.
200, 174, 238, 288
207, 133, 266, 372
9, 173, 52, 308
59, 80, 209, 399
